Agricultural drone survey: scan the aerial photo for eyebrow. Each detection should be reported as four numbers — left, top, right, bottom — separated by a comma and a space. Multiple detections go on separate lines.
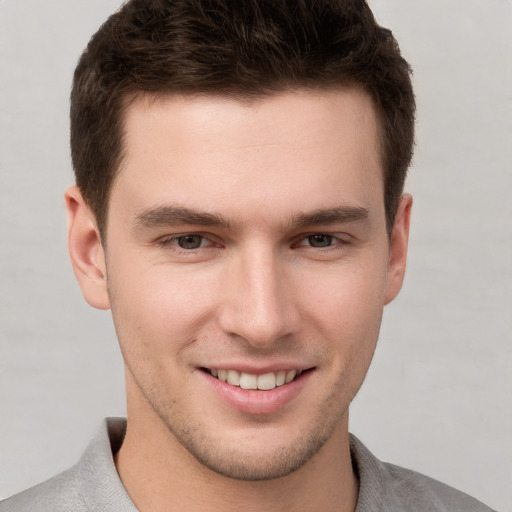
133, 204, 369, 232
133, 205, 235, 231
291, 206, 369, 228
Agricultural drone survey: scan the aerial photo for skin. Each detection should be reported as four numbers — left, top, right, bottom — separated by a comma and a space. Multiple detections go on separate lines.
66, 88, 412, 512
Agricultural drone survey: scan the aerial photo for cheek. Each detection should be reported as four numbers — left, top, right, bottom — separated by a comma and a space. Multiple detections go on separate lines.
299, 258, 389, 335
296, 257, 388, 389
107, 261, 217, 358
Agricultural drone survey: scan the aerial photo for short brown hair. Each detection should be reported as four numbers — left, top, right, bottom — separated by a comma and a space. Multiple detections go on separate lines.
71, 0, 415, 236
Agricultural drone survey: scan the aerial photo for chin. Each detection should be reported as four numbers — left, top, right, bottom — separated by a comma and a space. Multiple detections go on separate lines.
156, 404, 346, 481
181, 431, 333, 481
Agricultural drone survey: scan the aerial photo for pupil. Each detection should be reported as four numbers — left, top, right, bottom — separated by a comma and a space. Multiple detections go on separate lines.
309, 234, 332, 247
178, 235, 202, 249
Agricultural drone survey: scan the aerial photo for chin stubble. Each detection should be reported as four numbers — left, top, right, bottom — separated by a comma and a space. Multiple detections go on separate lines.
137, 376, 349, 482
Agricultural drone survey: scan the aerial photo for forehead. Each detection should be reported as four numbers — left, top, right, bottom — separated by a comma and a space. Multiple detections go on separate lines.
111, 88, 383, 225
122, 87, 380, 155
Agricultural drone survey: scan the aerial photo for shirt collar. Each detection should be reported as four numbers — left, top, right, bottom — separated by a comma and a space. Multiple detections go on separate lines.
77, 418, 383, 512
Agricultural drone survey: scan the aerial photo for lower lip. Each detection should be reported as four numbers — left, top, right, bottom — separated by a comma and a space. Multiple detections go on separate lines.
197, 369, 313, 415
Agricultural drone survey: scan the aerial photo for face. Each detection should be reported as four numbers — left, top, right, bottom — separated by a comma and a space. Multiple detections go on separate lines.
69, 88, 410, 480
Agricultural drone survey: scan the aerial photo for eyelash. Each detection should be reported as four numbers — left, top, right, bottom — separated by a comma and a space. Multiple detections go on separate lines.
294, 234, 343, 249
157, 233, 349, 252
157, 234, 217, 251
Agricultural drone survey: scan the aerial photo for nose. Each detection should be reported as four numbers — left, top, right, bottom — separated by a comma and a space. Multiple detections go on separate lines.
218, 246, 300, 349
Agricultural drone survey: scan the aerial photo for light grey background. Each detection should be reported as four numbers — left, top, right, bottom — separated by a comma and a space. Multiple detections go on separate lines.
0, 1, 511, 510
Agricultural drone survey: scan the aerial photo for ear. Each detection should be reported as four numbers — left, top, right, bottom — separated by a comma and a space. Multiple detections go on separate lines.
65, 185, 110, 310
384, 194, 413, 305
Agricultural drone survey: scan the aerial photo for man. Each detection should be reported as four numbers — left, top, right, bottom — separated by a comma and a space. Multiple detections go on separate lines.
0, 1, 497, 511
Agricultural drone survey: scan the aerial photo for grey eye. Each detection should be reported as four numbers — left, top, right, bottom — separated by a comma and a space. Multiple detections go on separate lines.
177, 235, 204, 249
307, 234, 333, 247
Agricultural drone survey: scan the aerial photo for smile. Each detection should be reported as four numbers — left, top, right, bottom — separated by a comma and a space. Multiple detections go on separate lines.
203, 368, 305, 390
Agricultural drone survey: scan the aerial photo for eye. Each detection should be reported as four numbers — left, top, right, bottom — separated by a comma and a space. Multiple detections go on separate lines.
175, 234, 206, 249
305, 234, 334, 248
158, 234, 212, 250
292, 232, 350, 252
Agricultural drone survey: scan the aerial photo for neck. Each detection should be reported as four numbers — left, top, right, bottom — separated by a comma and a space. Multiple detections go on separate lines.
116, 389, 358, 512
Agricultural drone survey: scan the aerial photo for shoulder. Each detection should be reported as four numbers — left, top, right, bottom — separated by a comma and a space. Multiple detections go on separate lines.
0, 467, 86, 512
350, 435, 497, 512
379, 461, 497, 512
0, 418, 134, 512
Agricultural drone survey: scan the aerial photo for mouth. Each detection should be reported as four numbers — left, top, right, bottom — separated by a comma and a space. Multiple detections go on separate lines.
200, 367, 312, 391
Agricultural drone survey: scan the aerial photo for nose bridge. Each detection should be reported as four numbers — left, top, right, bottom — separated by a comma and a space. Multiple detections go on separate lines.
219, 242, 297, 347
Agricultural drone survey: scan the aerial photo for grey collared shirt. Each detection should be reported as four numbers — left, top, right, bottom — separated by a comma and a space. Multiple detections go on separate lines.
0, 418, 497, 512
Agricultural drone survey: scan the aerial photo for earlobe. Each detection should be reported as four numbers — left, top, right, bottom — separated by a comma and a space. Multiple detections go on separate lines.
65, 185, 111, 310
384, 194, 413, 305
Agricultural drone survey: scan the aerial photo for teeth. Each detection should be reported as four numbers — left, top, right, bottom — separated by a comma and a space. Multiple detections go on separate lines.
209, 368, 302, 390
227, 369, 240, 386
285, 370, 297, 383
257, 372, 276, 390
240, 372, 258, 390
